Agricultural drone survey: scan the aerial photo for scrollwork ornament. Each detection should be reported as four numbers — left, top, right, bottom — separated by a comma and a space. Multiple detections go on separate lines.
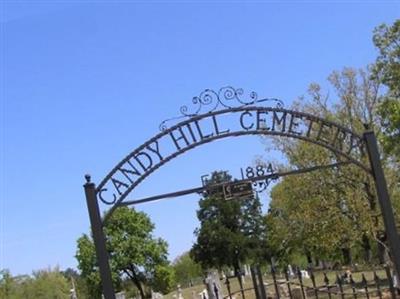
159, 115, 186, 131
159, 86, 284, 131
250, 91, 258, 101
180, 96, 200, 117
235, 88, 257, 105
159, 121, 168, 132
218, 86, 238, 108
198, 89, 220, 112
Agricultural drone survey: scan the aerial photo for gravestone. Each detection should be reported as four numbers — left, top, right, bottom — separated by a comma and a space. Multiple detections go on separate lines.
102, 292, 125, 299
204, 271, 222, 299
300, 270, 310, 279
287, 265, 294, 277
115, 292, 126, 299
244, 265, 251, 276
177, 285, 184, 299
152, 291, 163, 299
198, 289, 208, 299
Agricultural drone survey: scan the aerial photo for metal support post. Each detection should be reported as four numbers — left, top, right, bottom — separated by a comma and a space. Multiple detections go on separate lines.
250, 266, 260, 299
84, 175, 116, 299
256, 265, 267, 299
363, 131, 400, 279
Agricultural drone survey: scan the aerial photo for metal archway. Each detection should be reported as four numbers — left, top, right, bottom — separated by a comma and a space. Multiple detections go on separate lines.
83, 87, 400, 299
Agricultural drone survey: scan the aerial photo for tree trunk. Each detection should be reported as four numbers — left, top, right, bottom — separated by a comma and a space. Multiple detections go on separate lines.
377, 232, 387, 264
362, 235, 372, 263
364, 182, 385, 265
126, 267, 146, 299
135, 280, 146, 299
341, 248, 352, 266
305, 251, 313, 267
314, 257, 320, 268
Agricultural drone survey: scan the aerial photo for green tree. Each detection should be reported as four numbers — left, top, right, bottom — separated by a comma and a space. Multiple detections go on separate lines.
62, 267, 90, 299
265, 67, 396, 265
267, 161, 377, 266
373, 20, 400, 97
190, 171, 265, 272
76, 207, 174, 299
0, 269, 15, 298
373, 19, 400, 163
172, 252, 203, 287
28, 268, 70, 299
377, 99, 400, 160
373, 20, 400, 161
1, 268, 71, 299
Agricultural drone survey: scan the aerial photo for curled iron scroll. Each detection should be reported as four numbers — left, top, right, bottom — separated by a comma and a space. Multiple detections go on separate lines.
159, 86, 284, 131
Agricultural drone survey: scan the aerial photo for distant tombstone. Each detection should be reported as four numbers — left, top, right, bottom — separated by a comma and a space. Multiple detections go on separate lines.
70, 288, 77, 299
392, 270, 399, 289
221, 271, 226, 280
102, 293, 125, 299
177, 284, 184, 299
204, 271, 222, 299
152, 291, 164, 299
240, 270, 246, 283
115, 291, 126, 299
300, 270, 310, 279
287, 265, 294, 277
244, 265, 250, 276
198, 289, 208, 299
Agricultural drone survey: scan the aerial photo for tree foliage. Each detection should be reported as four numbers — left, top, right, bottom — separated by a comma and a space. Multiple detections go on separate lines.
191, 171, 265, 271
373, 20, 400, 98
76, 207, 174, 299
172, 252, 203, 287
373, 20, 400, 161
265, 65, 400, 266
0, 268, 71, 299
377, 99, 400, 161
61, 267, 91, 298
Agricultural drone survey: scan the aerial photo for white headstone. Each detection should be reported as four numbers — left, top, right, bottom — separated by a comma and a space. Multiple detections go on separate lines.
204, 271, 222, 299
152, 291, 164, 299
287, 265, 294, 277
198, 289, 208, 299
300, 270, 310, 279
177, 284, 184, 299
115, 291, 126, 299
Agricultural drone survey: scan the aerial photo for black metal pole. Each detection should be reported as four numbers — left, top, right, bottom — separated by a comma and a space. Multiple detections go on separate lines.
250, 265, 260, 299
363, 131, 400, 279
256, 265, 267, 299
84, 175, 116, 299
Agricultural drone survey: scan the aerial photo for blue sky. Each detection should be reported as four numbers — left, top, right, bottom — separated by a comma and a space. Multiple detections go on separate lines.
2, 1, 399, 275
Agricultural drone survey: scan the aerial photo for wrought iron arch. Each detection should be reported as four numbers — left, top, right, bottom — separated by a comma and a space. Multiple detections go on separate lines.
83, 87, 400, 299
97, 106, 370, 213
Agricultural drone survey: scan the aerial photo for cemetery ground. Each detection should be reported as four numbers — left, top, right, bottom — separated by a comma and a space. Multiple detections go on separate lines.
164, 268, 394, 299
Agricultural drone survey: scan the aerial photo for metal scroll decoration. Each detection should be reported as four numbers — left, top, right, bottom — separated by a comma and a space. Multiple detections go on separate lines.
159, 86, 284, 131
